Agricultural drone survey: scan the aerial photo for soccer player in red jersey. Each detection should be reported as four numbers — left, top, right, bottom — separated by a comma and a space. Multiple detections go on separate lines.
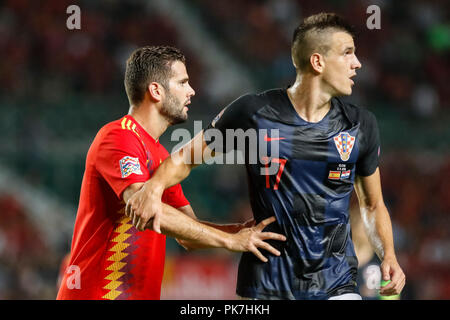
56, 46, 286, 300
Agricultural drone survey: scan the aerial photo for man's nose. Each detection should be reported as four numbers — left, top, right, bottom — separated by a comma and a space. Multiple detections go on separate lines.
354, 55, 362, 70
189, 84, 195, 97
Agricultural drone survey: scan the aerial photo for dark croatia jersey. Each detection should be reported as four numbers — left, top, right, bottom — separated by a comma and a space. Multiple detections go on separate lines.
204, 88, 380, 299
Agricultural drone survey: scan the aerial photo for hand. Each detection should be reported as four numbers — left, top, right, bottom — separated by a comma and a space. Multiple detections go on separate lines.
229, 218, 256, 233
228, 216, 286, 262
125, 181, 164, 232
240, 218, 256, 229
379, 256, 406, 296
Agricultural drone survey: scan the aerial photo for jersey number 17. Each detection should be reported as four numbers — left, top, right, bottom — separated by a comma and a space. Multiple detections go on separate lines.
262, 157, 287, 190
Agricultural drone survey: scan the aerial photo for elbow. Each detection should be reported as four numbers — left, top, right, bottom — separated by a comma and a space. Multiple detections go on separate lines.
176, 239, 197, 251
359, 201, 388, 227
360, 198, 386, 213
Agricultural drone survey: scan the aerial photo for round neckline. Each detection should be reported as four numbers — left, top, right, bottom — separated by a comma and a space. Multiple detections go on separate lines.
124, 115, 160, 144
283, 89, 334, 126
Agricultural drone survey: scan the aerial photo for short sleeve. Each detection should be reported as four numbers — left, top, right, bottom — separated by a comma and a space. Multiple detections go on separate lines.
204, 94, 257, 154
95, 128, 149, 200
208, 94, 256, 132
161, 183, 189, 209
356, 111, 380, 177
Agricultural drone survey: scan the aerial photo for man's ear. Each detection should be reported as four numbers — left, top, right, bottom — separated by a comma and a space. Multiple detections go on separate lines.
148, 82, 164, 102
310, 53, 324, 73
291, 55, 298, 69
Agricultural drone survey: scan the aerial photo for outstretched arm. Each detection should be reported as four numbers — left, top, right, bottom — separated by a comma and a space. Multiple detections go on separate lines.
354, 168, 406, 296
175, 205, 255, 250
123, 183, 284, 262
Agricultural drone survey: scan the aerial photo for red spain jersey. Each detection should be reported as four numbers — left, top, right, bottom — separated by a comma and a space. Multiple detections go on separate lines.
57, 115, 189, 300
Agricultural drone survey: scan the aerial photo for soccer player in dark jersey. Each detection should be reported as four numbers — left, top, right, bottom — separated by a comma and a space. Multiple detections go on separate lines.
57, 46, 286, 300
126, 13, 406, 300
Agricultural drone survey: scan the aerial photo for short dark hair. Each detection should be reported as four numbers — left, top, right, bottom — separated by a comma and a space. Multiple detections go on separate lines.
292, 13, 355, 71
124, 45, 186, 105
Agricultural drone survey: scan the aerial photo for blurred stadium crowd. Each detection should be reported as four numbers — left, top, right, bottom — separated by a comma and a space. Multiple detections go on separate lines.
0, 0, 448, 299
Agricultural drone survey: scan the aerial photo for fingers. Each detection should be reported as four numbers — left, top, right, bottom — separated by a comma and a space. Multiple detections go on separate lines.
379, 263, 406, 296
380, 275, 406, 296
381, 263, 391, 282
249, 245, 268, 263
249, 235, 287, 262
248, 222, 286, 262
125, 192, 157, 231
256, 216, 276, 231
136, 217, 146, 232
125, 199, 147, 231
142, 203, 162, 233
379, 280, 395, 295
379, 264, 394, 295
132, 215, 139, 229
395, 276, 406, 295
125, 199, 132, 217
380, 282, 399, 296
129, 199, 146, 231
247, 217, 286, 262
231, 216, 286, 262
130, 211, 154, 232
255, 240, 281, 257
243, 218, 256, 228
260, 232, 287, 242
125, 197, 139, 226
152, 209, 161, 234
253, 231, 286, 257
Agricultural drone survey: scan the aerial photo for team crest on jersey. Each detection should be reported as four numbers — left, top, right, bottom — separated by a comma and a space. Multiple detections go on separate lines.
333, 132, 356, 161
119, 156, 143, 178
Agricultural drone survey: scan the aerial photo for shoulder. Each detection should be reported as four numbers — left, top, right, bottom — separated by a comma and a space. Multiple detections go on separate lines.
334, 97, 378, 127
257, 88, 289, 103
226, 91, 265, 113
95, 117, 143, 148
211, 91, 265, 129
224, 88, 283, 117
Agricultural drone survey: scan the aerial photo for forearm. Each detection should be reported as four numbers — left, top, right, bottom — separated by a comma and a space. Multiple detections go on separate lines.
174, 214, 250, 250
360, 203, 396, 260
176, 222, 244, 250
156, 203, 233, 250
354, 171, 405, 294
149, 132, 206, 191
199, 221, 245, 234
149, 150, 195, 192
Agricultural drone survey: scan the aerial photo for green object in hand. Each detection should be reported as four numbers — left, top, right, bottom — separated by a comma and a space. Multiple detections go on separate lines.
379, 280, 400, 300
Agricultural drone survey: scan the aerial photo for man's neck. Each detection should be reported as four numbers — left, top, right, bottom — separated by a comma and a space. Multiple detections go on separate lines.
128, 102, 169, 141
287, 74, 333, 123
